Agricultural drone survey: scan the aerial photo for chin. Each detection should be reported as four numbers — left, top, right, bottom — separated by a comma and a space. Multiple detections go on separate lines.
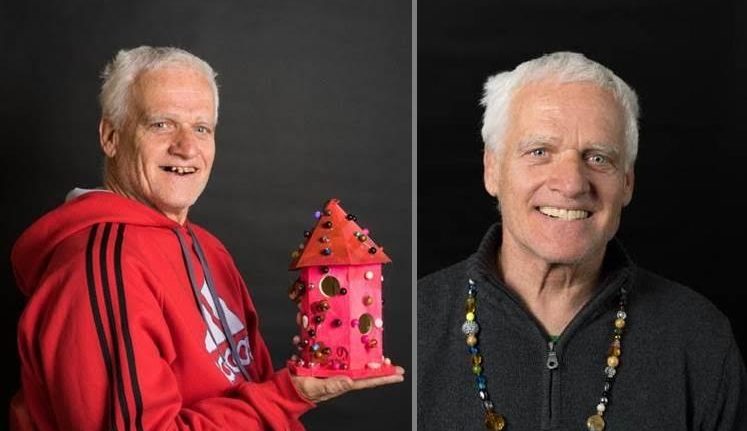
537, 243, 603, 266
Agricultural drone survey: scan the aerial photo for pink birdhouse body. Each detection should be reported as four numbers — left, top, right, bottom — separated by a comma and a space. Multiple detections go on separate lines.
287, 199, 396, 378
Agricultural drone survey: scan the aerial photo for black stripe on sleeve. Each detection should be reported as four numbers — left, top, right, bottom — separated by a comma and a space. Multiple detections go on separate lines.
99, 222, 132, 430
114, 224, 145, 431
85, 224, 119, 431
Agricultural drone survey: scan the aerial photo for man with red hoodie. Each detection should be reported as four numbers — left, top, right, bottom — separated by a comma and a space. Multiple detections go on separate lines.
11, 46, 404, 431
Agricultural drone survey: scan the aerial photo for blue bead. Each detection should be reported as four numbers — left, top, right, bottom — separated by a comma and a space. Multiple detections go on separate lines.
468, 346, 479, 354
476, 375, 486, 385
477, 381, 487, 390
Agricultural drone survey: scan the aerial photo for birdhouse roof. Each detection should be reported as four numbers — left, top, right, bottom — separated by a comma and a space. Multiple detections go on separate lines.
289, 198, 392, 269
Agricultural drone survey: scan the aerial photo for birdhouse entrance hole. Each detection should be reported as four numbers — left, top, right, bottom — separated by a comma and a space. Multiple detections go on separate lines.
358, 313, 373, 334
320, 275, 341, 297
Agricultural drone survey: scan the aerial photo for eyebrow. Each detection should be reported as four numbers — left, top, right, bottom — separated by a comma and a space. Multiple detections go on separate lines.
141, 113, 215, 125
515, 135, 559, 151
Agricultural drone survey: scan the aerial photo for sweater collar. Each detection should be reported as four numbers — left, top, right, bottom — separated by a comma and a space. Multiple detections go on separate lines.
466, 223, 636, 300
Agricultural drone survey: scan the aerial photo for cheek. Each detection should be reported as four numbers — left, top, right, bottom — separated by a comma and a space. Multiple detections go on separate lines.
203, 141, 216, 164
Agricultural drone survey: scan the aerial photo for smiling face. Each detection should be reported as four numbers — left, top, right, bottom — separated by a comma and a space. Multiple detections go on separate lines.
100, 66, 216, 224
484, 80, 634, 267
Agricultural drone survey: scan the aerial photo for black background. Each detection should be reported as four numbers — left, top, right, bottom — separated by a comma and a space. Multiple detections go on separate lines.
0, 1, 411, 430
418, 0, 747, 361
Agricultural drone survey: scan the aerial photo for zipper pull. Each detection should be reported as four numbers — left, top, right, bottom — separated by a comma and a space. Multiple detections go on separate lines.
546, 340, 559, 370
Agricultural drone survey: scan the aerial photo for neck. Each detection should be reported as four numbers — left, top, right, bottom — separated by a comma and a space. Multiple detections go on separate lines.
103, 173, 188, 225
498, 236, 604, 336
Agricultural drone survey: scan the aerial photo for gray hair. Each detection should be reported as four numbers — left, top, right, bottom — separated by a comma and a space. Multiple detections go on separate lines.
99, 46, 219, 128
480, 51, 640, 168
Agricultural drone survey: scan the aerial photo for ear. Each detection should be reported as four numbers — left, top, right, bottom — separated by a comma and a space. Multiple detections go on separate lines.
622, 168, 635, 206
483, 150, 500, 197
99, 118, 118, 158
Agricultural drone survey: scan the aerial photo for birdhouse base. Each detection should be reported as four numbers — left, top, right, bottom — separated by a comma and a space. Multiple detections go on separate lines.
287, 360, 399, 379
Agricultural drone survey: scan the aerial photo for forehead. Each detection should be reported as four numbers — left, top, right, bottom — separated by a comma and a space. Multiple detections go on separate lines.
507, 81, 625, 144
130, 66, 215, 118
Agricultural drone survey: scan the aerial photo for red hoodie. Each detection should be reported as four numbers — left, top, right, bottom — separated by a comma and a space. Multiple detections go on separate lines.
12, 190, 314, 430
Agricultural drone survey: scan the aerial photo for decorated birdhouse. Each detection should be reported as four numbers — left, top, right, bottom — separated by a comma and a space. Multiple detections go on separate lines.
287, 198, 397, 378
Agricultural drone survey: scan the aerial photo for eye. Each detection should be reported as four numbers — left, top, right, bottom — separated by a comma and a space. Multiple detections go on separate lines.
587, 153, 609, 165
195, 125, 212, 134
150, 121, 171, 130
529, 148, 547, 157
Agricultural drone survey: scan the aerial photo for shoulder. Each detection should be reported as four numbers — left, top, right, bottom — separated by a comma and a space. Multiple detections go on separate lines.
633, 268, 731, 330
417, 259, 471, 346
418, 259, 470, 308
188, 223, 231, 256
631, 267, 736, 358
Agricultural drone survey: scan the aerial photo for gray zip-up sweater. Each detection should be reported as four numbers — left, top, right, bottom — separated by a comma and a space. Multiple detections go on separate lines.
418, 224, 746, 430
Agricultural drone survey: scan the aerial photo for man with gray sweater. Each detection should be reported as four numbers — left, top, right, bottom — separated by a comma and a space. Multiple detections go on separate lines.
417, 52, 746, 430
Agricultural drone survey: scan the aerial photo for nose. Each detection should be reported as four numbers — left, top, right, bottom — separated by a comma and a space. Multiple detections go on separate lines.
546, 151, 590, 198
169, 126, 199, 159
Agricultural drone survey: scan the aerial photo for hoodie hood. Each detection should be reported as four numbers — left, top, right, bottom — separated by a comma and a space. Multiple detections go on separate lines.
12, 190, 181, 296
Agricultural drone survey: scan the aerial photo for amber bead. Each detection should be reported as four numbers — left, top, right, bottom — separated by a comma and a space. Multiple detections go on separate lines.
484, 411, 506, 430
363, 295, 374, 306
608, 346, 621, 357
472, 355, 482, 366
324, 221, 333, 228
606, 355, 619, 368
358, 235, 368, 242
586, 413, 605, 431
466, 297, 476, 313
614, 318, 626, 329
466, 334, 478, 346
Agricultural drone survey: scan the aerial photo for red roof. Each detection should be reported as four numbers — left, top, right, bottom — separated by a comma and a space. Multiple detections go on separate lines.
289, 199, 392, 269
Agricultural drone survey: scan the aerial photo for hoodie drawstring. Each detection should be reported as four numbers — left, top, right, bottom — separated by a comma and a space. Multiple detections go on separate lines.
174, 227, 251, 381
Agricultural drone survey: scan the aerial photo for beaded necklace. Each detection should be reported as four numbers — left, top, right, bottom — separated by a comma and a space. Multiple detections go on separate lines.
462, 278, 628, 431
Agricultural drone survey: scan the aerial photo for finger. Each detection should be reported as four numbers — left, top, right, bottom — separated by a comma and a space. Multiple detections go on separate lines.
351, 372, 405, 391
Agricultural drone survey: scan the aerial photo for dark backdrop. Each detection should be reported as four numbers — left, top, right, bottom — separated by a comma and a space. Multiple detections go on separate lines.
418, 0, 747, 361
0, 1, 411, 430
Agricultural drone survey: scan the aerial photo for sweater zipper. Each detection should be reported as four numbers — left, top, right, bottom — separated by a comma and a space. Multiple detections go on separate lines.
546, 340, 558, 424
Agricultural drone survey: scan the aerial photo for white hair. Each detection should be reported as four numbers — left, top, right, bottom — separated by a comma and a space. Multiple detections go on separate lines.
99, 46, 219, 128
481, 51, 640, 168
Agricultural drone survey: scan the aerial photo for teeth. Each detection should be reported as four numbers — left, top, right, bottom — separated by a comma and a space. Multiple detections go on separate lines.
165, 166, 196, 175
538, 207, 589, 220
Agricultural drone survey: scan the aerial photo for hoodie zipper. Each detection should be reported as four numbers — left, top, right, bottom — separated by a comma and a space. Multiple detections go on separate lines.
546, 340, 558, 425
546, 340, 559, 369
